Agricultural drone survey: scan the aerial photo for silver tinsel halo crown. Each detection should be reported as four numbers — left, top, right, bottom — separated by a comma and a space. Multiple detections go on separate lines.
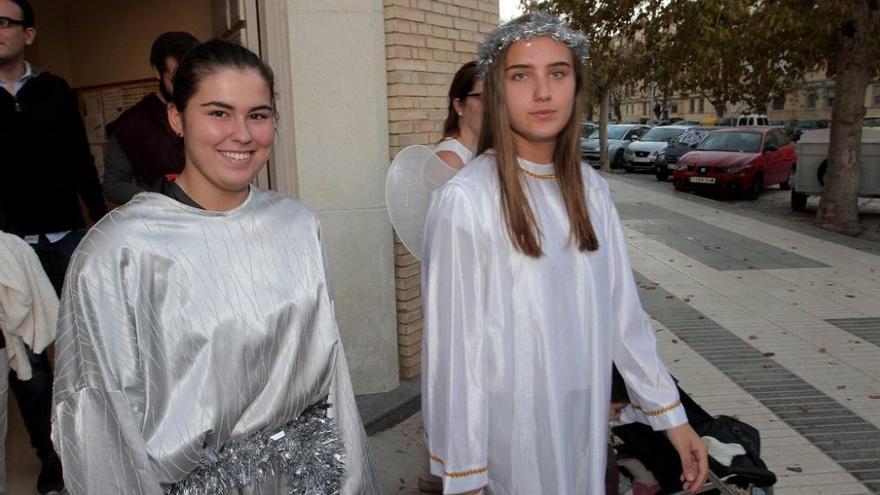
477, 11, 589, 78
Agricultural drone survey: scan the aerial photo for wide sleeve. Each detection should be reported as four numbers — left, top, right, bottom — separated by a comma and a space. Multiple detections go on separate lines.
421, 184, 489, 494
51, 239, 161, 495
602, 182, 687, 431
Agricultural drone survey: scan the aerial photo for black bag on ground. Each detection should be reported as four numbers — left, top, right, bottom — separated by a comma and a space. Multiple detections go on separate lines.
612, 386, 776, 494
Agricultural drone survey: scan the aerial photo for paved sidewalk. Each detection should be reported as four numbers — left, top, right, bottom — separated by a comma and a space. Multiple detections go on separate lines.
372, 173, 880, 494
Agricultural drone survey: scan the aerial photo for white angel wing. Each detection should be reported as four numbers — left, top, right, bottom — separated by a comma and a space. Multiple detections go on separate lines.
385, 145, 458, 260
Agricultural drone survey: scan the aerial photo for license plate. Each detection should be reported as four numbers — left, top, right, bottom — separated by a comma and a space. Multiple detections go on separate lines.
690, 177, 716, 184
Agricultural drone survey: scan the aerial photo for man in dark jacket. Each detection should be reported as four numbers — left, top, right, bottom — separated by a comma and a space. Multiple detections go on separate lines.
0, 0, 106, 493
102, 31, 198, 204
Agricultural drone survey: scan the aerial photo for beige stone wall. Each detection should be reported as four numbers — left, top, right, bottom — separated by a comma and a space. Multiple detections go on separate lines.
384, 0, 498, 379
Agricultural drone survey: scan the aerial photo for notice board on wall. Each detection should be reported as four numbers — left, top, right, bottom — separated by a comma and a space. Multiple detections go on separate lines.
76, 79, 158, 179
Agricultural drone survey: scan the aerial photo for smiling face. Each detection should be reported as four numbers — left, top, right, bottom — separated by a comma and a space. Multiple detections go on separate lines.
0, 0, 36, 67
503, 36, 576, 161
168, 67, 274, 209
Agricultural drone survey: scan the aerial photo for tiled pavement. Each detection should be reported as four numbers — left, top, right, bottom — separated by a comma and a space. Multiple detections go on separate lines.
613, 175, 880, 495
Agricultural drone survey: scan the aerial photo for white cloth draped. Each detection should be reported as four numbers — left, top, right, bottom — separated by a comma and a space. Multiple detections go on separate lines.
0, 232, 59, 380
421, 154, 687, 494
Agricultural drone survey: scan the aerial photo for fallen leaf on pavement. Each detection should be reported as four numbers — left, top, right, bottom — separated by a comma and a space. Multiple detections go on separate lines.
836, 385, 846, 390
671, 339, 679, 344
748, 335, 758, 340
799, 405, 809, 413
818, 347, 827, 353
870, 395, 880, 400
763, 352, 775, 357
845, 294, 855, 298
786, 467, 802, 473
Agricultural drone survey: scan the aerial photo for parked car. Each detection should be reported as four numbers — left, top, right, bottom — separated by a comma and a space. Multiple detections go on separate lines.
864, 117, 880, 129
672, 127, 796, 199
623, 125, 692, 173
581, 121, 598, 139
787, 119, 830, 141
654, 127, 718, 181
736, 114, 770, 126
581, 124, 652, 168
790, 128, 880, 211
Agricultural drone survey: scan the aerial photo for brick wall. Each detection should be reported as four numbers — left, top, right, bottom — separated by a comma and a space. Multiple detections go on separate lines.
384, 0, 499, 379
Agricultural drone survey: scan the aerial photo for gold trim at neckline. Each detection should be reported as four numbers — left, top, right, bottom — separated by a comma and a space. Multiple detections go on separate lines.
518, 166, 557, 180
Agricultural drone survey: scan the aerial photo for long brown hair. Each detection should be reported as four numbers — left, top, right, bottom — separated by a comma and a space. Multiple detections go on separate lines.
442, 61, 481, 139
476, 40, 598, 258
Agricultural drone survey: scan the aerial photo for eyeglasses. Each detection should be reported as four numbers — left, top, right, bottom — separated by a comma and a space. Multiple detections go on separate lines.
465, 92, 482, 98
0, 16, 26, 29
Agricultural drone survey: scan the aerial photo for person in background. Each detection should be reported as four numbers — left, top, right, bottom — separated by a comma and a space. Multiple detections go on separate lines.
420, 13, 708, 494
0, 0, 106, 492
51, 40, 383, 494
434, 61, 483, 171
102, 31, 199, 204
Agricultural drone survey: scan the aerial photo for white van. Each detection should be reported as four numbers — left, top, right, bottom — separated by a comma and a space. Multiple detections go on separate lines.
736, 114, 770, 126
791, 128, 880, 211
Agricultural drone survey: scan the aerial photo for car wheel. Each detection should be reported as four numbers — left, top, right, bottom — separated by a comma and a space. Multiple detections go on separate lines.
673, 179, 686, 191
791, 190, 808, 211
612, 150, 625, 169
817, 160, 827, 186
656, 168, 669, 181
779, 166, 793, 190
746, 174, 762, 200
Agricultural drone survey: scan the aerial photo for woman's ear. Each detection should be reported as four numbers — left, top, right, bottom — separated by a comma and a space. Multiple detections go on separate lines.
168, 104, 184, 137
452, 97, 465, 116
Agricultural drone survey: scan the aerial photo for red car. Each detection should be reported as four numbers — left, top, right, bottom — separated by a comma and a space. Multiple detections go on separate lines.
672, 127, 796, 199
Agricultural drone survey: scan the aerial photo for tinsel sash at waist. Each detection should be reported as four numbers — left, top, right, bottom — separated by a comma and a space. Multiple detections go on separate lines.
163, 397, 345, 495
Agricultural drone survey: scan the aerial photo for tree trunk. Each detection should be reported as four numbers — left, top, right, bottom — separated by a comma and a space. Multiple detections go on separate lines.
586, 105, 594, 121
712, 100, 725, 119
816, 55, 871, 234
599, 90, 611, 172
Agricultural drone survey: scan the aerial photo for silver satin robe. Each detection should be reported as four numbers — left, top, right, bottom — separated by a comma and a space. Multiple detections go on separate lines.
51, 189, 383, 494
421, 156, 687, 494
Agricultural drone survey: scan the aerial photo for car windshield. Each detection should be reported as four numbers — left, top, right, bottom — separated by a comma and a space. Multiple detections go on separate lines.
673, 129, 712, 146
640, 127, 686, 142
588, 125, 631, 140
581, 123, 595, 135
698, 132, 761, 153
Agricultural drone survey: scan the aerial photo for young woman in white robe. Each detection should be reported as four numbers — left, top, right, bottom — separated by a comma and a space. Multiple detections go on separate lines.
421, 13, 708, 495
51, 40, 383, 494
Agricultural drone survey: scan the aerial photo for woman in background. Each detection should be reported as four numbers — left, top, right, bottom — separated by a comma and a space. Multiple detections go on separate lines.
434, 61, 483, 170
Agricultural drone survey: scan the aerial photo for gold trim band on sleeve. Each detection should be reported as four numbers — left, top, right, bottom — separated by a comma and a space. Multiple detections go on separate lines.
634, 400, 683, 417
430, 453, 489, 479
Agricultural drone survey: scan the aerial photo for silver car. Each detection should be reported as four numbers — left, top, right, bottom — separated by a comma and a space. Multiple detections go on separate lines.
623, 125, 693, 172
581, 124, 651, 168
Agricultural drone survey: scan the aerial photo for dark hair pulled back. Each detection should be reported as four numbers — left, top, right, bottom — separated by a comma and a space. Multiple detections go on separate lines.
442, 61, 481, 138
172, 39, 276, 114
